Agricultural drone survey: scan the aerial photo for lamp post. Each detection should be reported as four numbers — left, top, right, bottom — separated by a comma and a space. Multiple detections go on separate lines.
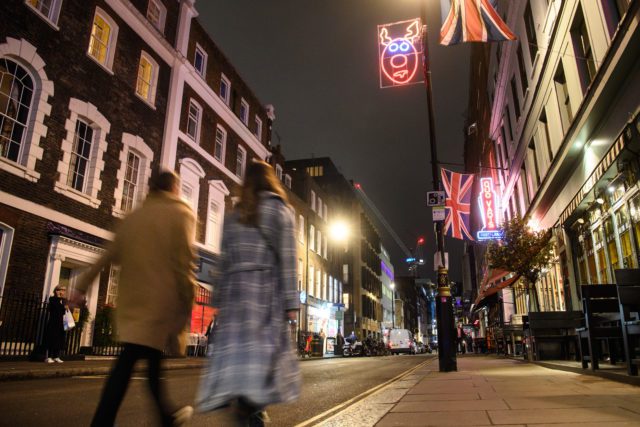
420, 2, 456, 371
390, 282, 396, 329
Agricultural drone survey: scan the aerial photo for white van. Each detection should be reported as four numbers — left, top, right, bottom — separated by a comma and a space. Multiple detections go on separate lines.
388, 329, 414, 354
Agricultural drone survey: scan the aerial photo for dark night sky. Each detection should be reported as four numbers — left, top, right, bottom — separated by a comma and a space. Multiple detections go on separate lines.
197, 0, 470, 281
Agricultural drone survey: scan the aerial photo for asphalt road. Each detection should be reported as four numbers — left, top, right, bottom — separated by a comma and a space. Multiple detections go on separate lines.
0, 354, 433, 427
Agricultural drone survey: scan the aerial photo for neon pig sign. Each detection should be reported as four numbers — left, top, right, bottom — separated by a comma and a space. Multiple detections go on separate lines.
378, 18, 424, 88
477, 177, 504, 241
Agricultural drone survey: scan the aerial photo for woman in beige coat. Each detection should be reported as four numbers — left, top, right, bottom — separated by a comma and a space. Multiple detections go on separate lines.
74, 171, 196, 427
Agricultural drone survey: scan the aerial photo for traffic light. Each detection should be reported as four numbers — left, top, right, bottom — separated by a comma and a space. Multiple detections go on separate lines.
417, 237, 425, 245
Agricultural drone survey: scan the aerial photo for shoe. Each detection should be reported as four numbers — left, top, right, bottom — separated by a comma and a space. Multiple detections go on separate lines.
172, 405, 193, 426
45, 358, 54, 364
54, 358, 64, 363
249, 410, 270, 426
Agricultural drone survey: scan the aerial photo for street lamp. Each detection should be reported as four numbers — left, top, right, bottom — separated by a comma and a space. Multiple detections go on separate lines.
390, 282, 396, 329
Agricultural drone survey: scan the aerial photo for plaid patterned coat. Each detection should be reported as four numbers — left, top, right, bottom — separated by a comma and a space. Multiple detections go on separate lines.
197, 192, 301, 411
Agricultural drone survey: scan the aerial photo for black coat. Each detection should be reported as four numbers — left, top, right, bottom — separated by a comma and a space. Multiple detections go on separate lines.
45, 296, 66, 351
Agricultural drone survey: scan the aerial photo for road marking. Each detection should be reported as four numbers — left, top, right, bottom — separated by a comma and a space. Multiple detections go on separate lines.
294, 357, 436, 427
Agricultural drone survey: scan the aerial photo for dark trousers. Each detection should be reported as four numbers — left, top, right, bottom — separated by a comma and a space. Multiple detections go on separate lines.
91, 343, 172, 427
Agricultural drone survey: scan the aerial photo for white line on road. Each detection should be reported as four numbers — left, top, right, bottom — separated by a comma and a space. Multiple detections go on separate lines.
294, 357, 435, 427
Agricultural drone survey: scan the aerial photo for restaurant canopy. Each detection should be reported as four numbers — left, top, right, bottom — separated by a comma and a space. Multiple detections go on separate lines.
473, 268, 521, 310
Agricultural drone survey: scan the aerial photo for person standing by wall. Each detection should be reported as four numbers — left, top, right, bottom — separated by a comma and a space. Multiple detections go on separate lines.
197, 161, 300, 426
72, 170, 196, 427
44, 285, 67, 363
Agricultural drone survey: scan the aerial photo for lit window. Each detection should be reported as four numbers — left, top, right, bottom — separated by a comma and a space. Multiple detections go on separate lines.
317, 230, 321, 254
310, 190, 316, 211
254, 116, 262, 140
88, 8, 118, 71
186, 99, 202, 142
25, 0, 62, 26
120, 151, 140, 212
236, 146, 246, 178
135, 52, 158, 105
219, 74, 230, 105
146, 0, 166, 33
67, 119, 94, 192
194, 44, 207, 78
275, 164, 283, 180
323, 204, 328, 221
318, 198, 323, 218
240, 99, 249, 125
298, 215, 305, 243
285, 174, 292, 189
0, 59, 33, 163
309, 224, 315, 252
214, 126, 226, 163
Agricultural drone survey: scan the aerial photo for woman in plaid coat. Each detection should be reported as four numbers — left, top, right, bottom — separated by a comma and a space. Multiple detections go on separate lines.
197, 161, 300, 425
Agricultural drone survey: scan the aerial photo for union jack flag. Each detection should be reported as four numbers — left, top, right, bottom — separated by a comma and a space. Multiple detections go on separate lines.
441, 168, 475, 241
440, 0, 516, 46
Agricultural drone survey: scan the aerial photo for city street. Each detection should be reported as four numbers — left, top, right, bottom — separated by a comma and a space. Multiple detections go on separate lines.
0, 354, 432, 426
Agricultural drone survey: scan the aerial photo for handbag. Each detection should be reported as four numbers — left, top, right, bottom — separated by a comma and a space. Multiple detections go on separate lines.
63, 308, 76, 331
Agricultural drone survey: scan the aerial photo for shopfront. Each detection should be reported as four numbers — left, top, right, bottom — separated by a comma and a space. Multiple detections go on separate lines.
561, 113, 640, 288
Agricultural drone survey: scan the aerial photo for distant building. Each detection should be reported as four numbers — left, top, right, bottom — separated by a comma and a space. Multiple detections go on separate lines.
380, 245, 394, 338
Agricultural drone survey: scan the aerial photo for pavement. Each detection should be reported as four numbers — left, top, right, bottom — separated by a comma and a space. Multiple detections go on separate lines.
313, 355, 640, 427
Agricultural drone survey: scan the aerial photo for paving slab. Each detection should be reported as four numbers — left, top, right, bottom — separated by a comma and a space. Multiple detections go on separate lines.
392, 399, 508, 412
488, 406, 640, 424
401, 392, 480, 402
376, 410, 492, 426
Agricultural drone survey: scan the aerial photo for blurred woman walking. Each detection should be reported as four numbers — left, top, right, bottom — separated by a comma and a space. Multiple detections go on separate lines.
197, 161, 300, 426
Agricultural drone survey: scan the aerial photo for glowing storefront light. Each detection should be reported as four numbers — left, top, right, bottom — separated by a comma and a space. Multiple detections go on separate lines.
377, 18, 424, 88
477, 177, 503, 240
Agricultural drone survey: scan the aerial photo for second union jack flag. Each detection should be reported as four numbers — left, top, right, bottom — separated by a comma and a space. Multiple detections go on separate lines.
440, 0, 516, 46
441, 168, 475, 241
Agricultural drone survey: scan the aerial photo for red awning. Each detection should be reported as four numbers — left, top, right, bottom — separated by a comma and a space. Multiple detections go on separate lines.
474, 270, 521, 306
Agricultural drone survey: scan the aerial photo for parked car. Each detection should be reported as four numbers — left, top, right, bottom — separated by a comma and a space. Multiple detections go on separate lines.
388, 329, 414, 355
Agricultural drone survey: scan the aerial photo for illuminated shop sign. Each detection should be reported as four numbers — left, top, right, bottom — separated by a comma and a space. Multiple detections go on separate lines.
477, 177, 503, 240
377, 18, 424, 88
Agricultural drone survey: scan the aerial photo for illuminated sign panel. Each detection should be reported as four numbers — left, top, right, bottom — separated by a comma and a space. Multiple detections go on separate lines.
378, 18, 424, 88
477, 177, 503, 240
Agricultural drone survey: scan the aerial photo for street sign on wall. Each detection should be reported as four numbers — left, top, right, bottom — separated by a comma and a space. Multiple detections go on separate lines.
377, 18, 424, 88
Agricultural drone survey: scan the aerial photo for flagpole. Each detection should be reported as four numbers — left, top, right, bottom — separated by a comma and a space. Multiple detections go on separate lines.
421, 2, 457, 372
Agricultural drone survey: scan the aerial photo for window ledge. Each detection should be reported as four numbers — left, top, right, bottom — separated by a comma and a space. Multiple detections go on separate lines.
86, 53, 115, 76
24, 3, 60, 30
54, 182, 101, 208
134, 92, 157, 110
0, 158, 40, 182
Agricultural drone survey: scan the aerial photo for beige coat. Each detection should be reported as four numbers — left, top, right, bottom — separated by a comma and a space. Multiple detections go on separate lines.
77, 191, 196, 352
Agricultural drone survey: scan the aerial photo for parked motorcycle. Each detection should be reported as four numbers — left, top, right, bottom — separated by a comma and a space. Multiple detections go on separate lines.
343, 339, 363, 357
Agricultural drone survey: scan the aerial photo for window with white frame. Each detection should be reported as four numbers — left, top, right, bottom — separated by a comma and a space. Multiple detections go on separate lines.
214, 125, 226, 163
205, 180, 229, 252
317, 198, 323, 218
235, 146, 246, 178
284, 174, 292, 189
323, 272, 327, 301
0, 223, 15, 298
329, 275, 334, 303
275, 164, 283, 181
186, 99, 202, 142
239, 99, 249, 125
179, 158, 205, 218
298, 215, 304, 243
0, 58, 34, 165
308, 265, 314, 296
310, 190, 316, 211
0, 40, 52, 183
55, 98, 110, 208
309, 224, 315, 252
135, 51, 159, 106
254, 115, 262, 140
146, 0, 166, 33
323, 204, 328, 222
106, 265, 120, 306
87, 7, 119, 71
316, 269, 321, 299
219, 74, 230, 105
194, 44, 207, 78
323, 236, 327, 259
317, 230, 322, 254
25, 0, 63, 26
113, 133, 153, 217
